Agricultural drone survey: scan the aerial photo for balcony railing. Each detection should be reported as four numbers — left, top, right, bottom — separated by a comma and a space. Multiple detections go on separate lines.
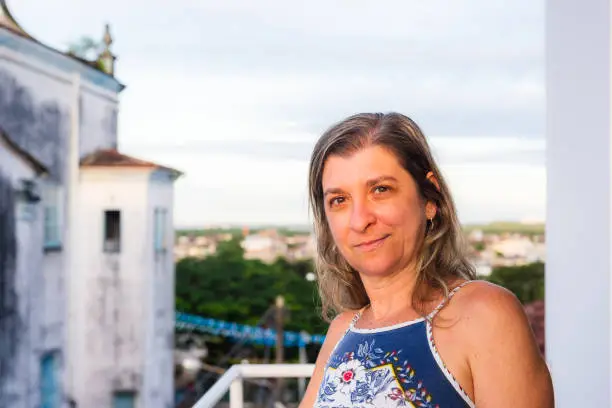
192, 363, 315, 408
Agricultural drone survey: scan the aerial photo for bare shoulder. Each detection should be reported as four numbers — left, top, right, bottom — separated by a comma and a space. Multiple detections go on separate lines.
450, 280, 538, 361
453, 280, 525, 323
327, 309, 358, 338
449, 280, 554, 407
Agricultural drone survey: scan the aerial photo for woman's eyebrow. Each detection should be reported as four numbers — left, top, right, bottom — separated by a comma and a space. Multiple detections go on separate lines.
323, 176, 398, 196
366, 175, 398, 187
323, 187, 344, 197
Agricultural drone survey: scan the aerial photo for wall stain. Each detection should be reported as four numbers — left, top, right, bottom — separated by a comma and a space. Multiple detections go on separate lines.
102, 106, 118, 149
0, 171, 20, 404
0, 69, 68, 182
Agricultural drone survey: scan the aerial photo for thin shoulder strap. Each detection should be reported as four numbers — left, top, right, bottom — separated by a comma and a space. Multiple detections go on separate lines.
348, 305, 368, 331
324, 305, 368, 365
427, 280, 474, 321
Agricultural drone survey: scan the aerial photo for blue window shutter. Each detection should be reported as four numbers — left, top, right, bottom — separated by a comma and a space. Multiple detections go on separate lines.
113, 391, 135, 408
43, 185, 62, 249
40, 353, 59, 408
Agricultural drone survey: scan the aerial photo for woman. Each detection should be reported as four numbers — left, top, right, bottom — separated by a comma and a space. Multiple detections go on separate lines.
299, 113, 554, 407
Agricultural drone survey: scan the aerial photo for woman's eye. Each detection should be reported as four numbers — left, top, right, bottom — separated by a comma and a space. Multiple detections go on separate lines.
374, 185, 390, 194
329, 196, 345, 207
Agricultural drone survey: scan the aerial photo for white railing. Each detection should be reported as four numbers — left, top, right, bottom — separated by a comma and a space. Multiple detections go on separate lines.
192, 363, 315, 408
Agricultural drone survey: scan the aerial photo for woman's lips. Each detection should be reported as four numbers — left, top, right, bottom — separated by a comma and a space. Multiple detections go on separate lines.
354, 234, 390, 252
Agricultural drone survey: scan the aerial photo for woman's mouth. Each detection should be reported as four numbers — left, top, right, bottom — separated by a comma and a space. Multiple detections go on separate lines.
354, 234, 390, 252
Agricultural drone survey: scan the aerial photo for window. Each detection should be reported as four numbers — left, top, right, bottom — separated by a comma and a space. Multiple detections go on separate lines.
42, 184, 63, 250
154, 207, 167, 252
40, 352, 60, 408
112, 391, 135, 408
103, 210, 121, 253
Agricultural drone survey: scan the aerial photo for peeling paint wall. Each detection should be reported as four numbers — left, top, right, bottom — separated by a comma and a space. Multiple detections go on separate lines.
0, 65, 119, 181
0, 60, 69, 408
0, 141, 45, 408
0, 68, 68, 182
0, 171, 20, 407
80, 90, 118, 154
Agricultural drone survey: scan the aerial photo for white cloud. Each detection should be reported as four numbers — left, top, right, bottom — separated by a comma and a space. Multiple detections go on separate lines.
150, 153, 311, 227
167, 158, 546, 227
430, 137, 545, 166
442, 163, 546, 224
130, 136, 545, 227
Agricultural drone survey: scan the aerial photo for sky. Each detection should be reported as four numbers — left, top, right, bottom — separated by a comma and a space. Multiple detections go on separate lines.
13, 0, 545, 228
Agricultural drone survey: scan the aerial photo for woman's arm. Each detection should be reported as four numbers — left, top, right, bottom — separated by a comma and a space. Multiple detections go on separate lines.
464, 282, 554, 407
298, 310, 355, 408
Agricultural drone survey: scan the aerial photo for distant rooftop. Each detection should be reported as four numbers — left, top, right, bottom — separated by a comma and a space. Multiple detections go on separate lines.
80, 148, 183, 177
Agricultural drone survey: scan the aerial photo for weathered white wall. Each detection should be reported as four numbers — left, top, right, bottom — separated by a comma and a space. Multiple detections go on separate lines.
1, 21, 175, 408
546, 0, 612, 406
0, 43, 120, 160
0, 142, 44, 408
75, 168, 175, 408
76, 169, 148, 407
1, 25, 122, 408
144, 172, 176, 408
0, 50, 72, 401
0, 139, 39, 184
79, 89, 119, 156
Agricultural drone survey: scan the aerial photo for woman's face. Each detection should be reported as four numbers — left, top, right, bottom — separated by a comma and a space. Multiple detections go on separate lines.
322, 145, 435, 278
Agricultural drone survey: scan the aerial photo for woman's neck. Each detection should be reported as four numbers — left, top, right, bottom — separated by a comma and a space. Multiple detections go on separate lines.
360, 267, 419, 322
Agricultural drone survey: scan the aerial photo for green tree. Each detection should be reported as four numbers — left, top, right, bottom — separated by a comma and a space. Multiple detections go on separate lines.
175, 245, 324, 334
215, 237, 245, 261
174, 246, 328, 370
473, 241, 485, 252
67, 36, 102, 60
484, 262, 545, 304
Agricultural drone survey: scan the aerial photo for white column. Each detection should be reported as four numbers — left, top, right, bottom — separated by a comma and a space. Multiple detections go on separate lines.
546, 0, 612, 406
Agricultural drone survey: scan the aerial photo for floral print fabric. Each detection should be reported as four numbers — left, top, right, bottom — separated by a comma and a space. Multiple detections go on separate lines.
316, 338, 439, 408
313, 317, 474, 408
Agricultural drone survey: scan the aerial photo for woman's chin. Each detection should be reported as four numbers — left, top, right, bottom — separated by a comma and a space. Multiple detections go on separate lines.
353, 259, 398, 278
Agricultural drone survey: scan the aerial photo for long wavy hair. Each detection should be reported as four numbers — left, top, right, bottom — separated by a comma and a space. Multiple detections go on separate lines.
308, 112, 476, 321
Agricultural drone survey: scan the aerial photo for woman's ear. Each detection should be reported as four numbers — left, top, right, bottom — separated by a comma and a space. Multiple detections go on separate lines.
426, 171, 440, 191
425, 201, 437, 220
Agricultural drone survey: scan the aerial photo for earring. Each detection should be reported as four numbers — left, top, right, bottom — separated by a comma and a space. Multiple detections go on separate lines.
428, 217, 435, 231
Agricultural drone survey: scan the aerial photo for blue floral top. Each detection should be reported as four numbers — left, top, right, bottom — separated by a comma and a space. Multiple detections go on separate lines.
314, 282, 476, 408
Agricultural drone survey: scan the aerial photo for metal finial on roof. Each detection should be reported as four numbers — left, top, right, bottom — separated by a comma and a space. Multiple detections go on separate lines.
103, 23, 113, 50
98, 23, 117, 76
0, 0, 33, 39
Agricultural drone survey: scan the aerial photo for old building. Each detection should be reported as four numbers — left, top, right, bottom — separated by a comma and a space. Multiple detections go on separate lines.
0, 2, 181, 407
